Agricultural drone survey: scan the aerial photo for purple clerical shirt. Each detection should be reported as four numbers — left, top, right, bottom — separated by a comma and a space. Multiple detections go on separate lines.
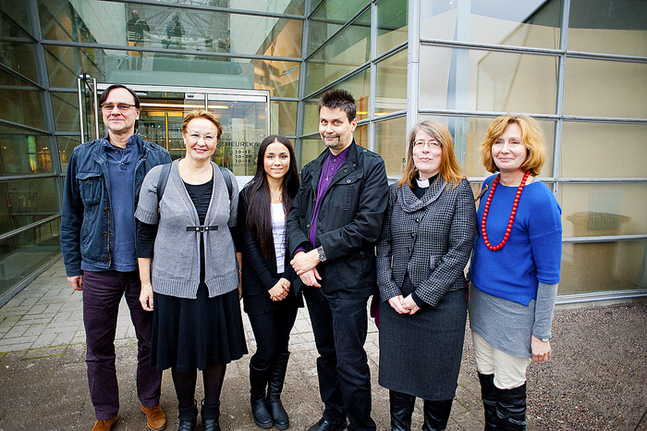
308, 146, 351, 247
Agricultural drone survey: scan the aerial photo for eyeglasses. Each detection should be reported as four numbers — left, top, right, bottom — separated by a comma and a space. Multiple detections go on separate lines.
187, 133, 216, 144
101, 103, 136, 112
413, 140, 442, 149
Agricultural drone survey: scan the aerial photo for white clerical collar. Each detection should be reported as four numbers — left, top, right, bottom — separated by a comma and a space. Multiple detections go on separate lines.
416, 178, 430, 188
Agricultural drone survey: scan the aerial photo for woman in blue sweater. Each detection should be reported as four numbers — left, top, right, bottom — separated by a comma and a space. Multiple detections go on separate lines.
469, 114, 562, 431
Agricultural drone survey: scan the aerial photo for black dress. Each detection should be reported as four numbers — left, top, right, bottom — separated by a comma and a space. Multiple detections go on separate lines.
143, 178, 247, 372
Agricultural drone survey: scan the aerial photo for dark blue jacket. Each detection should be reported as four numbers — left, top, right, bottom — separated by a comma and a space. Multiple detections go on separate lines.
60, 134, 171, 276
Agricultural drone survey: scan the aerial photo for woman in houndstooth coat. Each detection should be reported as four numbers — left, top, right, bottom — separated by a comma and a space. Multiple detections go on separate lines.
376, 120, 477, 431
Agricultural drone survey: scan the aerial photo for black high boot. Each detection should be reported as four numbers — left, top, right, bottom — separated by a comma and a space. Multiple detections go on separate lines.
201, 400, 220, 431
421, 399, 453, 431
250, 362, 274, 428
177, 400, 198, 431
495, 383, 527, 431
478, 373, 498, 430
267, 352, 290, 430
389, 390, 416, 431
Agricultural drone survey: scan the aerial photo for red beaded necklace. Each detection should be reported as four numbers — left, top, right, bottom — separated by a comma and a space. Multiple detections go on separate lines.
481, 171, 531, 251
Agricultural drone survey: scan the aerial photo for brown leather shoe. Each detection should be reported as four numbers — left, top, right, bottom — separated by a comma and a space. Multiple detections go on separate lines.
141, 404, 167, 430
91, 415, 118, 431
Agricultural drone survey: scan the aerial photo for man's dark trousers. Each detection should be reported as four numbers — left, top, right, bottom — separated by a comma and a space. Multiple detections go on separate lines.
82, 270, 162, 420
303, 285, 376, 431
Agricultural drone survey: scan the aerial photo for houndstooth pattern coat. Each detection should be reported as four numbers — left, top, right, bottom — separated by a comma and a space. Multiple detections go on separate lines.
376, 177, 477, 307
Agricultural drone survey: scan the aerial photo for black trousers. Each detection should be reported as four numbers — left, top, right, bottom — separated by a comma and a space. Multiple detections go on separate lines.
303, 286, 376, 431
248, 305, 298, 369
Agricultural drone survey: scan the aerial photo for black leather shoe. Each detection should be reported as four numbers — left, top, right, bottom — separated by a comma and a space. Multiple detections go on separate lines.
307, 417, 347, 431
177, 419, 197, 431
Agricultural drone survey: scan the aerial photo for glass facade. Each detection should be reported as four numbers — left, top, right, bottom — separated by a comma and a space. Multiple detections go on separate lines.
0, 0, 644, 304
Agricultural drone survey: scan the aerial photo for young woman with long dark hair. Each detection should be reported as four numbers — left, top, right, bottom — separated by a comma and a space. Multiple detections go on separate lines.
237, 135, 301, 430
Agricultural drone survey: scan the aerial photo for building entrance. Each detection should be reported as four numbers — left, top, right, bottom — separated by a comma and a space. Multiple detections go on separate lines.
77, 77, 270, 182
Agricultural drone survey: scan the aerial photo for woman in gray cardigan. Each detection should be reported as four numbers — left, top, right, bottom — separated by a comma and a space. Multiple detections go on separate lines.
376, 120, 477, 431
136, 110, 247, 431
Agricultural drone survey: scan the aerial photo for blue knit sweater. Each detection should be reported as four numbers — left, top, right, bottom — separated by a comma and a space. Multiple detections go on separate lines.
469, 176, 562, 306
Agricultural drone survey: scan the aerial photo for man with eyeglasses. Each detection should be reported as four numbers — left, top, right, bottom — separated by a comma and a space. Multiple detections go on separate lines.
61, 84, 171, 431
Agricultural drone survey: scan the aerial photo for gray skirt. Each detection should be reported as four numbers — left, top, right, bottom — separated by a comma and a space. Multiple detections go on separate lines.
378, 289, 467, 400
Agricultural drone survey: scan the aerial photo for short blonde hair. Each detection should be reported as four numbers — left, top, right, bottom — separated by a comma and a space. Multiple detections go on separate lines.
399, 120, 465, 189
481, 114, 546, 176
182, 109, 223, 140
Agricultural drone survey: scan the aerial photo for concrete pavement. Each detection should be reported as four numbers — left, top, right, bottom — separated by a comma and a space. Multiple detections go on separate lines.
0, 258, 645, 430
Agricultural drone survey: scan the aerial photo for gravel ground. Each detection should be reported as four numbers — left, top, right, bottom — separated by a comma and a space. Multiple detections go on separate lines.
459, 300, 647, 431
527, 301, 647, 430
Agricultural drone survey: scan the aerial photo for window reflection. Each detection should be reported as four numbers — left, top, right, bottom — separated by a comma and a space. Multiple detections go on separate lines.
58, 136, 80, 173
0, 178, 59, 234
306, 9, 371, 94
420, 0, 562, 49
377, 0, 408, 55
561, 122, 647, 178
0, 13, 39, 82
0, 72, 46, 131
51, 92, 80, 132
0, 131, 53, 176
39, 0, 304, 58
375, 117, 407, 178
563, 58, 647, 118
419, 46, 559, 115
270, 101, 298, 136
0, 217, 62, 299
376, 50, 407, 117
559, 183, 647, 239
568, 0, 647, 56
308, 0, 369, 55
560, 240, 646, 294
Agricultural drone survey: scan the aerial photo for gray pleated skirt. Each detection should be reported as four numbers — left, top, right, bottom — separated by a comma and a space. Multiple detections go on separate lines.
378, 289, 467, 400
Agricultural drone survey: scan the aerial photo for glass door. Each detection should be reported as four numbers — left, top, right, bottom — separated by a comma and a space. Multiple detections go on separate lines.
80, 81, 270, 183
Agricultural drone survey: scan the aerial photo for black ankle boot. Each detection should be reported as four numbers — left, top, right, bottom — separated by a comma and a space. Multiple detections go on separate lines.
478, 373, 498, 430
389, 390, 416, 431
250, 362, 273, 428
178, 400, 198, 431
496, 384, 527, 431
421, 399, 453, 431
267, 353, 290, 430
201, 400, 220, 431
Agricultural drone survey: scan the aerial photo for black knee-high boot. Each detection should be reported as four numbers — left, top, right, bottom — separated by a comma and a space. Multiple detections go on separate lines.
496, 384, 527, 431
250, 362, 273, 428
389, 390, 416, 431
478, 373, 498, 430
421, 399, 453, 431
267, 352, 290, 430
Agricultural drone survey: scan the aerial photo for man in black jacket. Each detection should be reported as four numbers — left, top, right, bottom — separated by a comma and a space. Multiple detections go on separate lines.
286, 89, 388, 431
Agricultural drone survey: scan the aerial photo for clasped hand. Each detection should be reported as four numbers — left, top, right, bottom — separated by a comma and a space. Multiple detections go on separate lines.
291, 250, 322, 287
269, 278, 291, 301
388, 294, 420, 315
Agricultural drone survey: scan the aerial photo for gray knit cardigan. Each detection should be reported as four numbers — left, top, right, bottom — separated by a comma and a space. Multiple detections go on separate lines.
135, 160, 239, 299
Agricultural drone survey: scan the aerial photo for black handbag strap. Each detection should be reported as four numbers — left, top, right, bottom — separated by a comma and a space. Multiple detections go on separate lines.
474, 175, 498, 203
